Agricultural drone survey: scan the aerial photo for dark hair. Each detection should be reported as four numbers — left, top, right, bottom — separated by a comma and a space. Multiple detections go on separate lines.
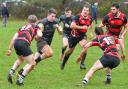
111, 3, 120, 9
48, 8, 57, 15
83, 4, 90, 9
95, 27, 104, 35
65, 7, 71, 12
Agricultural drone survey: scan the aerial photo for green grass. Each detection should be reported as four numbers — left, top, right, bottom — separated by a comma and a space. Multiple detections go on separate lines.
0, 20, 128, 89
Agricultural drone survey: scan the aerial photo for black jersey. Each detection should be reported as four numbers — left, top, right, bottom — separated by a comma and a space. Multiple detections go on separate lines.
37, 18, 59, 45
59, 15, 74, 33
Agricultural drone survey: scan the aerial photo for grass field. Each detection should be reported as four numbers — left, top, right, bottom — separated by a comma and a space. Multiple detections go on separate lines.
0, 20, 128, 89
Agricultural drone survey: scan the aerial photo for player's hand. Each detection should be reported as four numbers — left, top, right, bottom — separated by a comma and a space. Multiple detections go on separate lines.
81, 26, 87, 29
53, 24, 59, 28
121, 55, 126, 62
65, 23, 70, 28
6, 49, 12, 56
89, 33, 93, 39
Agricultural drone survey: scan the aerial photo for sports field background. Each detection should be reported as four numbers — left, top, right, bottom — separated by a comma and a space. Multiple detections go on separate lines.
0, 20, 128, 89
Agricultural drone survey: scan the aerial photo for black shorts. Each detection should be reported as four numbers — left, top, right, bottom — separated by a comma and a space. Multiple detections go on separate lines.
100, 55, 120, 69
36, 39, 49, 53
14, 40, 32, 57
68, 34, 87, 48
63, 31, 71, 39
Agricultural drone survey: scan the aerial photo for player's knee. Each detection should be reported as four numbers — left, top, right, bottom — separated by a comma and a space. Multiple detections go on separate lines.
68, 49, 73, 54
31, 61, 36, 68
46, 49, 53, 57
63, 45, 68, 48
63, 42, 68, 48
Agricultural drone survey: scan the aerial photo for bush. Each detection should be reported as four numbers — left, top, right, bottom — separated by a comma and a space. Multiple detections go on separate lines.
7, 0, 127, 19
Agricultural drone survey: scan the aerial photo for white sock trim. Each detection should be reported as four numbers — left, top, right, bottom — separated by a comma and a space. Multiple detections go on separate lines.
84, 77, 88, 82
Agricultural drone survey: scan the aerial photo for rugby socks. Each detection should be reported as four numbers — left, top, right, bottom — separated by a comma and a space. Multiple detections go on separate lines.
18, 74, 25, 83
62, 47, 66, 54
35, 52, 42, 64
83, 77, 89, 84
9, 69, 15, 76
61, 54, 70, 70
80, 53, 87, 64
62, 54, 70, 65
18, 68, 24, 75
106, 74, 111, 80
35, 56, 41, 64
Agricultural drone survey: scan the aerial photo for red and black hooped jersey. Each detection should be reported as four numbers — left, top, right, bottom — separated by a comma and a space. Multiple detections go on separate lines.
91, 34, 119, 57
71, 14, 93, 37
102, 12, 127, 36
17, 23, 39, 45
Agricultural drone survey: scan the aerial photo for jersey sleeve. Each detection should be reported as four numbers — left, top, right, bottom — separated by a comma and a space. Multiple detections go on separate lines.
91, 37, 101, 47
54, 18, 59, 25
36, 20, 44, 29
123, 16, 127, 25
72, 15, 79, 24
102, 15, 109, 25
90, 17, 93, 25
58, 15, 64, 23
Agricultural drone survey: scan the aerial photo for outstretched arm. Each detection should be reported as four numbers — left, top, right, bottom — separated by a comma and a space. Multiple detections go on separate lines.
89, 24, 93, 39
6, 33, 18, 56
120, 23, 128, 39
98, 22, 104, 28
76, 42, 92, 63
119, 38, 126, 62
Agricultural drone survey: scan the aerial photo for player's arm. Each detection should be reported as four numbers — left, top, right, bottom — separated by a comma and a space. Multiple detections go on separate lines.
37, 22, 44, 32
35, 22, 44, 41
98, 22, 104, 28
119, 38, 126, 62
120, 17, 128, 39
119, 17, 127, 62
70, 21, 87, 30
6, 33, 18, 56
76, 37, 100, 63
58, 15, 63, 25
54, 24, 63, 35
82, 41, 100, 53
76, 42, 92, 63
36, 28, 43, 38
89, 22, 93, 39
98, 15, 108, 28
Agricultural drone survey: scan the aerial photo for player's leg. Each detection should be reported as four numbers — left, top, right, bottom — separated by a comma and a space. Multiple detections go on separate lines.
36, 44, 53, 62
60, 36, 69, 61
61, 47, 75, 70
104, 55, 120, 84
18, 44, 53, 75
104, 67, 112, 84
2, 15, 7, 27
79, 38, 87, 69
35, 40, 53, 63
61, 36, 77, 70
82, 60, 103, 84
7, 56, 24, 84
16, 54, 36, 86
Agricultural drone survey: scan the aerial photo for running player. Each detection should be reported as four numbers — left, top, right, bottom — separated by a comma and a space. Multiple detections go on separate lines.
59, 7, 74, 60
98, 3, 127, 84
6, 15, 42, 85
61, 5, 93, 70
17, 8, 62, 75
78, 27, 125, 85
